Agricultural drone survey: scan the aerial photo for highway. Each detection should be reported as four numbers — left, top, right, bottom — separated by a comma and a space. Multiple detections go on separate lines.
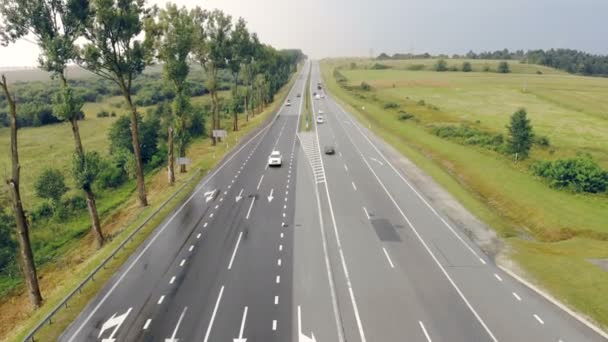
59, 60, 608, 342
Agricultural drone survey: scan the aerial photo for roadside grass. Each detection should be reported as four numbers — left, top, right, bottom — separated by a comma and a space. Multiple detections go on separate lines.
2, 67, 299, 342
300, 66, 313, 132
341, 68, 608, 166
320, 60, 608, 329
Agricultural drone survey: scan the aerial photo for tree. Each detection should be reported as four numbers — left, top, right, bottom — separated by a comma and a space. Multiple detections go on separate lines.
507, 108, 534, 160
193, 8, 232, 145
0, 0, 105, 246
228, 17, 250, 131
78, 0, 156, 207
498, 61, 510, 73
0, 75, 43, 308
108, 115, 159, 164
154, 3, 195, 180
462, 61, 472, 72
35, 168, 68, 216
434, 59, 448, 72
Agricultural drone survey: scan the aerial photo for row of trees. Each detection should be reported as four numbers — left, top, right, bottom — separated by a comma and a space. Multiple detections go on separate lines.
0, 0, 303, 308
377, 49, 608, 76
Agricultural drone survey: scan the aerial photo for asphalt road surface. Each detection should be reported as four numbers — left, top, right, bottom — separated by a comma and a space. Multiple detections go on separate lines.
60, 61, 608, 342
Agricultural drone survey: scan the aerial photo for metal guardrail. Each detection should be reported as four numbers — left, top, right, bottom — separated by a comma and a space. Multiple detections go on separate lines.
23, 169, 201, 342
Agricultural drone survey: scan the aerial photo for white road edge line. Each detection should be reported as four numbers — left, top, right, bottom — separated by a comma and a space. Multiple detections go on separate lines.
203, 285, 225, 342
227, 231, 243, 270
382, 247, 395, 268
419, 321, 432, 342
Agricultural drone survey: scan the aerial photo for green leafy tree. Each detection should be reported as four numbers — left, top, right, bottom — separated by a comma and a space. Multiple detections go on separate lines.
228, 17, 250, 131
193, 8, 232, 145
507, 108, 534, 160
154, 3, 195, 181
0, 0, 106, 246
108, 115, 159, 164
35, 168, 68, 219
498, 61, 510, 73
434, 59, 448, 71
78, 0, 156, 207
0, 75, 43, 308
462, 61, 472, 72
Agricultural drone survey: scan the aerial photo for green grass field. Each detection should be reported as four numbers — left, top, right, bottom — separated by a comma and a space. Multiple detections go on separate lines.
321, 58, 608, 329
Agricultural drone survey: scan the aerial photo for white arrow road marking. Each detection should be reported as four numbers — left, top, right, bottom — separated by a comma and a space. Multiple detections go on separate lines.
204, 189, 216, 203
236, 189, 244, 202
246, 197, 256, 219
369, 157, 384, 166
298, 306, 316, 342
228, 232, 243, 270
268, 188, 274, 202
165, 306, 188, 342
233, 306, 248, 342
98, 307, 132, 342
204, 286, 225, 342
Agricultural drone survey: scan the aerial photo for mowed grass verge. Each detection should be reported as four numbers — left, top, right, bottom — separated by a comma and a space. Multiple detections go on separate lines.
3, 67, 300, 342
320, 59, 608, 329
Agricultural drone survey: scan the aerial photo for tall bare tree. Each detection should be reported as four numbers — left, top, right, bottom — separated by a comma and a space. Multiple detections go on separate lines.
154, 3, 195, 181
0, 0, 105, 247
0, 75, 43, 308
78, 0, 156, 207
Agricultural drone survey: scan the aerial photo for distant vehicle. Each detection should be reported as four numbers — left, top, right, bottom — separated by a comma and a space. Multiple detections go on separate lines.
324, 146, 335, 155
321, 94, 326, 99
313, 91, 317, 96
268, 150, 282, 166
297, 93, 301, 98
317, 85, 322, 90
318, 109, 324, 115
315, 94, 321, 100
316, 116, 325, 124
286, 100, 291, 106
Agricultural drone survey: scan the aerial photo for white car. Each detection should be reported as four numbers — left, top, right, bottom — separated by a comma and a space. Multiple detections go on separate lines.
316, 116, 325, 124
315, 94, 321, 100
268, 150, 282, 166
286, 100, 291, 106
318, 109, 324, 115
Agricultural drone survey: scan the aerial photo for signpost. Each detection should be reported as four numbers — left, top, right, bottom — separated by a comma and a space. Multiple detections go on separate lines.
212, 130, 227, 138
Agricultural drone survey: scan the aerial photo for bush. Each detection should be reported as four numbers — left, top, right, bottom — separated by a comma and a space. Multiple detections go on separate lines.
110, 111, 117, 117
383, 102, 399, 110
96, 110, 110, 118
432, 124, 505, 151
360, 82, 372, 91
434, 59, 448, 72
407, 64, 425, 71
536, 70, 543, 75
31, 201, 54, 221
417, 100, 426, 106
448, 66, 459, 72
532, 155, 608, 193
63, 194, 87, 212
498, 61, 511, 73
427, 104, 439, 110
370, 63, 390, 70
534, 135, 550, 147
35, 168, 68, 203
462, 62, 472, 72
95, 159, 128, 189
398, 112, 415, 120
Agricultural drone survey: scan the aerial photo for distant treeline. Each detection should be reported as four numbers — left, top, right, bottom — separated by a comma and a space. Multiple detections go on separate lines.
377, 48, 608, 76
0, 68, 233, 128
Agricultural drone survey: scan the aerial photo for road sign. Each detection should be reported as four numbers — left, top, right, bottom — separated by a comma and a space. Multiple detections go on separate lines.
212, 129, 227, 138
176, 157, 191, 165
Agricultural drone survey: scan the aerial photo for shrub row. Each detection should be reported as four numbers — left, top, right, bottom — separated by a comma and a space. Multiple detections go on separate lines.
532, 155, 608, 193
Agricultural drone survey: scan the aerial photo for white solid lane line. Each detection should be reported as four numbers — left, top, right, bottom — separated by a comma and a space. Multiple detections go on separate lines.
204, 286, 225, 342
419, 321, 432, 342
246, 197, 256, 220
363, 206, 370, 219
534, 314, 545, 325
382, 247, 395, 268
228, 232, 243, 270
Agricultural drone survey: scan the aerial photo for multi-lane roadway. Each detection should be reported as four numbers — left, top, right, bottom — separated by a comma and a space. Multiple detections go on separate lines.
59, 61, 607, 342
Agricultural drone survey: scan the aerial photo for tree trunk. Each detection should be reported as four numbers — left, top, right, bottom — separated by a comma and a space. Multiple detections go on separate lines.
244, 93, 249, 122
1, 75, 43, 309
210, 89, 217, 145
60, 74, 104, 247
168, 127, 175, 185
124, 90, 148, 207
84, 188, 103, 248
233, 76, 239, 132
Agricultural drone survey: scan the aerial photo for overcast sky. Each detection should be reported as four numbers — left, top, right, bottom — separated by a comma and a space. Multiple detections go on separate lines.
1, 0, 607, 67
